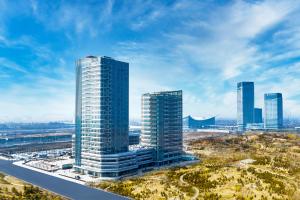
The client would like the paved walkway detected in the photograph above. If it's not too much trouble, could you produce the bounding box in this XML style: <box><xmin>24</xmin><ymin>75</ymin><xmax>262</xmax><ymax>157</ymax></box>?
<box><xmin>0</xmin><ymin>159</ymin><xmax>128</xmax><ymax>200</ymax></box>
<box><xmin>179</xmin><ymin>173</ymin><xmax>199</xmax><ymax>200</ymax></box>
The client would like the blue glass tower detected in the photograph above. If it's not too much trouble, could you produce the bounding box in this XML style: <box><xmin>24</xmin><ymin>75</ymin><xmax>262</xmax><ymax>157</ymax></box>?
<box><xmin>74</xmin><ymin>56</ymin><xmax>138</xmax><ymax>179</ymax></box>
<box><xmin>237</xmin><ymin>82</ymin><xmax>254</xmax><ymax>131</ymax></box>
<box><xmin>254</xmin><ymin>108</ymin><xmax>263</xmax><ymax>123</ymax></box>
<box><xmin>264</xmin><ymin>93</ymin><xmax>283</xmax><ymax>129</ymax></box>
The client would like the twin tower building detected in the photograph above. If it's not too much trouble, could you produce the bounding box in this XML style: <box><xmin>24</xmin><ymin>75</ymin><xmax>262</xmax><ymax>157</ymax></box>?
<box><xmin>74</xmin><ymin>56</ymin><xmax>183</xmax><ymax>179</ymax></box>
<box><xmin>237</xmin><ymin>82</ymin><xmax>283</xmax><ymax>131</ymax></box>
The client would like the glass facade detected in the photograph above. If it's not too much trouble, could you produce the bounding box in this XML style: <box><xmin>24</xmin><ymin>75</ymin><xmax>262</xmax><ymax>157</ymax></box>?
<box><xmin>74</xmin><ymin>56</ymin><xmax>183</xmax><ymax>179</ymax></box>
<box><xmin>129</xmin><ymin>132</ymin><xmax>140</xmax><ymax>145</ymax></box>
<box><xmin>264</xmin><ymin>93</ymin><xmax>283</xmax><ymax>129</ymax></box>
<box><xmin>237</xmin><ymin>82</ymin><xmax>254</xmax><ymax>131</ymax></box>
<box><xmin>141</xmin><ymin>90</ymin><xmax>183</xmax><ymax>166</ymax></box>
<box><xmin>254</xmin><ymin>108</ymin><xmax>263</xmax><ymax>123</ymax></box>
<box><xmin>74</xmin><ymin>56</ymin><xmax>136</xmax><ymax>178</ymax></box>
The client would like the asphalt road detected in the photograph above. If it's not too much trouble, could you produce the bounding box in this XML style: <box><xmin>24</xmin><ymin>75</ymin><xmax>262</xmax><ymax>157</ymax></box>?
<box><xmin>0</xmin><ymin>159</ymin><xmax>128</xmax><ymax>200</ymax></box>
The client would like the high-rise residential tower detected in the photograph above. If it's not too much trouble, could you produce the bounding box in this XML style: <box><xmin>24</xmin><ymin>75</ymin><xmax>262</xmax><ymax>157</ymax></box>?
<box><xmin>237</xmin><ymin>82</ymin><xmax>254</xmax><ymax>131</ymax></box>
<box><xmin>141</xmin><ymin>90</ymin><xmax>183</xmax><ymax>166</ymax></box>
<box><xmin>254</xmin><ymin>108</ymin><xmax>263</xmax><ymax>123</ymax></box>
<box><xmin>74</xmin><ymin>56</ymin><xmax>137</xmax><ymax>179</ymax></box>
<box><xmin>264</xmin><ymin>93</ymin><xmax>283</xmax><ymax>129</ymax></box>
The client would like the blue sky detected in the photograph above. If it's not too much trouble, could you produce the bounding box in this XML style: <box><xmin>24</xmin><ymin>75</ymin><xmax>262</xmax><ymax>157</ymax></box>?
<box><xmin>0</xmin><ymin>0</ymin><xmax>300</xmax><ymax>122</ymax></box>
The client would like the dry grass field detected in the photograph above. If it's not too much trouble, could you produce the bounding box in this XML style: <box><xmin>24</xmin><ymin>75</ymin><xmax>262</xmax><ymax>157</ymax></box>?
<box><xmin>92</xmin><ymin>133</ymin><xmax>300</xmax><ymax>200</ymax></box>
<box><xmin>0</xmin><ymin>172</ymin><xmax>65</xmax><ymax>200</ymax></box>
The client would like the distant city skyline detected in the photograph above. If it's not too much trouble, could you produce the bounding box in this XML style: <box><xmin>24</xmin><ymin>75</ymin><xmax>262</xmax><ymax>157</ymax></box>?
<box><xmin>254</xmin><ymin>108</ymin><xmax>263</xmax><ymax>124</ymax></box>
<box><xmin>264</xmin><ymin>93</ymin><xmax>283</xmax><ymax>129</ymax></box>
<box><xmin>237</xmin><ymin>82</ymin><xmax>254</xmax><ymax>131</ymax></box>
<box><xmin>1</xmin><ymin>1</ymin><xmax>300</xmax><ymax>121</ymax></box>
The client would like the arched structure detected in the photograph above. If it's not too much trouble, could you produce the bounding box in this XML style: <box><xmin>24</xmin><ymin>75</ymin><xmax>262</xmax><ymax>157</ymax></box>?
<box><xmin>183</xmin><ymin>115</ymin><xmax>215</xmax><ymax>130</ymax></box>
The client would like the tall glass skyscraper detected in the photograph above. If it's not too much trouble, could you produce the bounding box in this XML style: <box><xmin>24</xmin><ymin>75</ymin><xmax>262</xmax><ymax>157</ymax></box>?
<box><xmin>254</xmin><ymin>108</ymin><xmax>263</xmax><ymax>123</ymax></box>
<box><xmin>74</xmin><ymin>56</ymin><xmax>137</xmax><ymax>179</ymax></box>
<box><xmin>264</xmin><ymin>93</ymin><xmax>283</xmax><ymax>129</ymax></box>
<box><xmin>141</xmin><ymin>90</ymin><xmax>183</xmax><ymax>166</ymax></box>
<box><xmin>237</xmin><ymin>82</ymin><xmax>254</xmax><ymax>131</ymax></box>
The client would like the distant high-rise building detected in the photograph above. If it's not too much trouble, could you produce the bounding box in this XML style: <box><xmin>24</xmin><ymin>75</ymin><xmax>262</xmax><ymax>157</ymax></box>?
<box><xmin>74</xmin><ymin>56</ymin><xmax>137</xmax><ymax>178</ymax></box>
<box><xmin>141</xmin><ymin>90</ymin><xmax>183</xmax><ymax>166</ymax></box>
<box><xmin>254</xmin><ymin>108</ymin><xmax>263</xmax><ymax>123</ymax></box>
<box><xmin>237</xmin><ymin>82</ymin><xmax>254</xmax><ymax>131</ymax></box>
<box><xmin>264</xmin><ymin>93</ymin><xmax>283</xmax><ymax>129</ymax></box>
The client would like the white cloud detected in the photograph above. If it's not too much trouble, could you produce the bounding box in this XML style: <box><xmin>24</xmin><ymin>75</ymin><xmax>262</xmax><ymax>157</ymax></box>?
<box><xmin>30</xmin><ymin>1</ymin><xmax>113</xmax><ymax>37</ymax></box>
<box><xmin>0</xmin><ymin>75</ymin><xmax>74</xmax><ymax>122</ymax></box>
<box><xmin>2</xmin><ymin>0</ymin><xmax>300</xmax><ymax>121</ymax></box>
<box><xmin>113</xmin><ymin>0</ymin><xmax>300</xmax><ymax>119</ymax></box>
<box><xmin>219</xmin><ymin>1</ymin><xmax>295</xmax><ymax>39</ymax></box>
<box><xmin>0</xmin><ymin>57</ymin><xmax>28</xmax><ymax>74</ymax></box>
<box><xmin>167</xmin><ymin>0</ymin><xmax>299</xmax><ymax>79</ymax></box>
<box><xmin>130</xmin><ymin>8</ymin><xmax>164</xmax><ymax>30</ymax></box>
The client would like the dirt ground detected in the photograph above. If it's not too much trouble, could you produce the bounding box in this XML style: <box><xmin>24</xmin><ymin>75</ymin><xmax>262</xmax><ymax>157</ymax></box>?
<box><xmin>93</xmin><ymin>132</ymin><xmax>300</xmax><ymax>200</ymax></box>
<box><xmin>0</xmin><ymin>172</ymin><xmax>65</xmax><ymax>200</ymax></box>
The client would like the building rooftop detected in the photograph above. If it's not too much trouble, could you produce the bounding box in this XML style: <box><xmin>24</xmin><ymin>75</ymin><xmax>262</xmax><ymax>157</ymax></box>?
<box><xmin>143</xmin><ymin>90</ymin><xmax>182</xmax><ymax>96</ymax></box>
<box><xmin>85</xmin><ymin>55</ymin><xmax>97</xmax><ymax>58</ymax></box>
<box><xmin>184</xmin><ymin>115</ymin><xmax>215</xmax><ymax>121</ymax></box>
<box><xmin>264</xmin><ymin>93</ymin><xmax>282</xmax><ymax>97</ymax></box>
